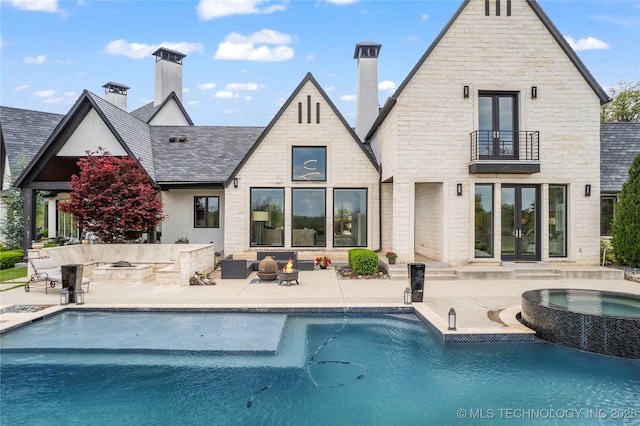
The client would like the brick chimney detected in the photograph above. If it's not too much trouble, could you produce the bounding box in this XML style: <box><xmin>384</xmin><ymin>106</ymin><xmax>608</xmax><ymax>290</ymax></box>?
<box><xmin>152</xmin><ymin>47</ymin><xmax>186</xmax><ymax>106</ymax></box>
<box><xmin>353</xmin><ymin>42</ymin><xmax>381</xmax><ymax>140</ymax></box>
<box><xmin>102</xmin><ymin>82</ymin><xmax>129</xmax><ymax>110</ymax></box>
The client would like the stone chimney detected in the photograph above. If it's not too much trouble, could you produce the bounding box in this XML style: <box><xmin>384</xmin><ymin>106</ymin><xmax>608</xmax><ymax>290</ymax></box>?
<box><xmin>353</xmin><ymin>42</ymin><xmax>381</xmax><ymax>140</ymax></box>
<box><xmin>102</xmin><ymin>82</ymin><xmax>129</xmax><ymax>110</ymax></box>
<box><xmin>152</xmin><ymin>47</ymin><xmax>186</xmax><ymax>106</ymax></box>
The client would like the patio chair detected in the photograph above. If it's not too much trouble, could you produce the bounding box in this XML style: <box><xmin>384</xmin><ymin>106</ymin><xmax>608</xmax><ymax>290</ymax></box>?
<box><xmin>26</xmin><ymin>256</ymin><xmax>90</xmax><ymax>293</ymax></box>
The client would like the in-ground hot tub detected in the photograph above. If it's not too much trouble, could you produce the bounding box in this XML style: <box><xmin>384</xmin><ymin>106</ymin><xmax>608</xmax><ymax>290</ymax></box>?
<box><xmin>521</xmin><ymin>289</ymin><xmax>640</xmax><ymax>359</ymax></box>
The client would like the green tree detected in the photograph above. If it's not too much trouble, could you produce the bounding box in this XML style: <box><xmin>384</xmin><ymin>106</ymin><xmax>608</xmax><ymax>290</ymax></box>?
<box><xmin>601</xmin><ymin>81</ymin><xmax>640</xmax><ymax>122</ymax></box>
<box><xmin>1</xmin><ymin>187</ymin><xmax>24</xmax><ymax>249</ymax></box>
<box><xmin>611</xmin><ymin>152</ymin><xmax>640</xmax><ymax>266</ymax></box>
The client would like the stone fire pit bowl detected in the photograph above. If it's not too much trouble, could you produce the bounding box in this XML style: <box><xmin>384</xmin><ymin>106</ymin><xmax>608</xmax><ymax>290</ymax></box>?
<box><xmin>278</xmin><ymin>270</ymin><xmax>299</xmax><ymax>286</ymax></box>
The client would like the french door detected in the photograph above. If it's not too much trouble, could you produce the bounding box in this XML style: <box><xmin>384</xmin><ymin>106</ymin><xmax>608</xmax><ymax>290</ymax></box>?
<box><xmin>501</xmin><ymin>185</ymin><xmax>540</xmax><ymax>261</ymax></box>
<box><xmin>478</xmin><ymin>93</ymin><xmax>518</xmax><ymax>159</ymax></box>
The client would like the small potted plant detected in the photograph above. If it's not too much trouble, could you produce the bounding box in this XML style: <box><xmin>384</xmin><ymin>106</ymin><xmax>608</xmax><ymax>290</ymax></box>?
<box><xmin>385</xmin><ymin>251</ymin><xmax>398</xmax><ymax>264</ymax></box>
<box><xmin>315</xmin><ymin>255</ymin><xmax>332</xmax><ymax>269</ymax></box>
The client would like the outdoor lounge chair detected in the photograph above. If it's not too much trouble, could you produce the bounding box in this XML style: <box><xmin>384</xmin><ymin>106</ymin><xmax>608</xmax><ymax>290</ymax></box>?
<box><xmin>26</xmin><ymin>256</ymin><xmax>91</xmax><ymax>293</ymax></box>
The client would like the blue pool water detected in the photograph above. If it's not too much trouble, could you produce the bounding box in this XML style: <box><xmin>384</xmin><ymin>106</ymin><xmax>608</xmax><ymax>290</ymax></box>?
<box><xmin>1</xmin><ymin>312</ymin><xmax>639</xmax><ymax>425</ymax></box>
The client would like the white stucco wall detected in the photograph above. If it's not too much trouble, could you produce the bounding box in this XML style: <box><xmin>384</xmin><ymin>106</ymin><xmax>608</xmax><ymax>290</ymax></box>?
<box><xmin>160</xmin><ymin>189</ymin><xmax>225</xmax><ymax>249</ymax></box>
<box><xmin>224</xmin><ymin>78</ymin><xmax>380</xmax><ymax>255</ymax></box>
<box><xmin>148</xmin><ymin>99</ymin><xmax>191</xmax><ymax>126</ymax></box>
<box><xmin>57</xmin><ymin>109</ymin><xmax>127</xmax><ymax>156</ymax></box>
<box><xmin>375</xmin><ymin>0</ymin><xmax>602</xmax><ymax>265</ymax></box>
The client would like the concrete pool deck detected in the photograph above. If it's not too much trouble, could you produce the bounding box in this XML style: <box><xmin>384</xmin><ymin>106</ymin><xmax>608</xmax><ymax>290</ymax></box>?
<box><xmin>1</xmin><ymin>265</ymin><xmax>639</xmax><ymax>340</ymax></box>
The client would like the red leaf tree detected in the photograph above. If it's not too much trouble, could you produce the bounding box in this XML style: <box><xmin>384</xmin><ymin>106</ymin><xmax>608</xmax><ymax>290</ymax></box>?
<box><xmin>58</xmin><ymin>148</ymin><xmax>165</xmax><ymax>243</ymax></box>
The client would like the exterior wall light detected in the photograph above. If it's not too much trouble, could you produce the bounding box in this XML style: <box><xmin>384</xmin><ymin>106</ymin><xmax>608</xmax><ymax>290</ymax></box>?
<box><xmin>531</xmin><ymin>86</ymin><xmax>537</xmax><ymax>99</ymax></box>
<box><xmin>457</xmin><ymin>183</ymin><xmax>463</xmax><ymax>196</ymax></box>
<box><xmin>233</xmin><ymin>177</ymin><xmax>239</xmax><ymax>188</ymax></box>
<box><xmin>463</xmin><ymin>85</ymin><xmax>470</xmax><ymax>99</ymax></box>
<box><xmin>585</xmin><ymin>184</ymin><xmax>591</xmax><ymax>197</ymax></box>
<box><xmin>448</xmin><ymin>308</ymin><xmax>457</xmax><ymax>330</ymax></box>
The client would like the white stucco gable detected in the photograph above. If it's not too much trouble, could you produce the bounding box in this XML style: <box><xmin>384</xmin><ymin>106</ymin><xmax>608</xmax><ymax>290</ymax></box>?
<box><xmin>148</xmin><ymin>97</ymin><xmax>191</xmax><ymax>126</ymax></box>
<box><xmin>57</xmin><ymin>108</ymin><xmax>127</xmax><ymax>156</ymax></box>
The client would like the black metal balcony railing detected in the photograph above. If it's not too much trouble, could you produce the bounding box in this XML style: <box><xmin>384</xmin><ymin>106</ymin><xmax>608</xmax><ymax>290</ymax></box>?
<box><xmin>470</xmin><ymin>130</ymin><xmax>539</xmax><ymax>162</ymax></box>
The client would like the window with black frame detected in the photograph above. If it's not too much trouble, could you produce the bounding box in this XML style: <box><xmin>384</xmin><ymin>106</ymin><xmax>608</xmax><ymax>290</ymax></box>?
<box><xmin>474</xmin><ymin>184</ymin><xmax>493</xmax><ymax>257</ymax></box>
<box><xmin>600</xmin><ymin>195</ymin><xmax>616</xmax><ymax>237</ymax></box>
<box><xmin>251</xmin><ymin>188</ymin><xmax>284</xmax><ymax>247</ymax></box>
<box><xmin>194</xmin><ymin>196</ymin><xmax>219</xmax><ymax>228</ymax></box>
<box><xmin>292</xmin><ymin>146</ymin><xmax>326</xmax><ymax>181</ymax></box>
<box><xmin>292</xmin><ymin>188</ymin><xmax>325</xmax><ymax>247</ymax></box>
<box><xmin>333</xmin><ymin>189</ymin><xmax>367</xmax><ymax>247</ymax></box>
<box><xmin>549</xmin><ymin>185</ymin><xmax>567</xmax><ymax>257</ymax></box>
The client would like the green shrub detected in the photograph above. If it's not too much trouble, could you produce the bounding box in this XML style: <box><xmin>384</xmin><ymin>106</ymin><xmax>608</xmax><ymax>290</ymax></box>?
<box><xmin>611</xmin><ymin>152</ymin><xmax>640</xmax><ymax>267</ymax></box>
<box><xmin>600</xmin><ymin>239</ymin><xmax>616</xmax><ymax>265</ymax></box>
<box><xmin>348</xmin><ymin>248</ymin><xmax>379</xmax><ymax>275</ymax></box>
<box><xmin>0</xmin><ymin>250</ymin><xmax>25</xmax><ymax>270</ymax></box>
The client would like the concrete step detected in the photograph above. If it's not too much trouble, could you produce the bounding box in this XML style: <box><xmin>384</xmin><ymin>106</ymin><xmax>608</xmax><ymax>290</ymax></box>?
<box><xmin>515</xmin><ymin>272</ymin><xmax>563</xmax><ymax>280</ymax></box>
<box><xmin>456</xmin><ymin>268</ymin><xmax>514</xmax><ymax>280</ymax></box>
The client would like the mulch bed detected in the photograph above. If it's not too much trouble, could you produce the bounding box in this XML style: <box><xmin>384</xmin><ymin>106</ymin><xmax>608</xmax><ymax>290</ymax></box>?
<box><xmin>335</xmin><ymin>265</ymin><xmax>390</xmax><ymax>280</ymax></box>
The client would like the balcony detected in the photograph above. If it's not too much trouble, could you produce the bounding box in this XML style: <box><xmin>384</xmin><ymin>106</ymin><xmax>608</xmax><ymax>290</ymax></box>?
<box><xmin>469</xmin><ymin>130</ymin><xmax>540</xmax><ymax>174</ymax></box>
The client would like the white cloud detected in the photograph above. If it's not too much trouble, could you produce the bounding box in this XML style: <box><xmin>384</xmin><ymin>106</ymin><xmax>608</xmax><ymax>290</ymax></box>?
<box><xmin>326</xmin><ymin>0</ymin><xmax>359</xmax><ymax>4</ymax></box>
<box><xmin>187</xmin><ymin>100</ymin><xmax>200</xmax><ymax>105</ymax></box>
<box><xmin>34</xmin><ymin>89</ymin><xmax>56</xmax><ymax>97</ymax></box>
<box><xmin>306</xmin><ymin>53</ymin><xmax>315</xmax><ymax>61</ymax></box>
<box><xmin>0</xmin><ymin>35</ymin><xmax>4</xmax><ymax>50</ymax></box>
<box><xmin>214</xmin><ymin>29</ymin><xmax>294</xmax><ymax>62</ymax></box>
<box><xmin>378</xmin><ymin>80</ymin><xmax>396</xmax><ymax>92</ymax></box>
<box><xmin>198</xmin><ymin>83</ymin><xmax>217</xmax><ymax>90</ymax></box>
<box><xmin>340</xmin><ymin>94</ymin><xmax>357</xmax><ymax>102</ymax></box>
<box><xmin>244</xmin><ymin>96</ymin><xmax>253</xmax><ymax>101</ymax></box>
<box><xmin>215</xmin><ymin>91</ymin><xmax>238</xmax><ymax>98</ymax></box>
<box><xmin>564</xmin><ymin>35</ymin><xmax>610</xmax><ymax>51</ymax></box>
<box><xmin>183</xmin><ymin>88</ymin><xmax>190</xmax><ymax>93</ymax></box>
<box><xmin>14</xmin><ymin>85</ymin><xmax>29</xmax><ymax>91</ymax></box>
<box><xmin>196</xmin><ymin>0</ymin><xmax>286</xmax><ymax>20</ymax></box>
<box><xmin>224</xmin><ymin>82</ymin><xmax>263</xmax><ymax>91</ymax></box>
<box><xmin>421</xmin><ymin>14</ymin><xmax>429</xmax><ymax>21</ymax></box>
<box><xmin>102</xmin><ymin>39</ymin><xmax>204</xmax><ymax>59</ymax></box>
<box><xmin>7</xmin><ymin>0</ymin><xmax>58</xmax><ymax>13</ymax></box>
<box><xmin>24</xmin><ymin>55</ymin><xmax>46</xmax><ymax>64</ymax></box>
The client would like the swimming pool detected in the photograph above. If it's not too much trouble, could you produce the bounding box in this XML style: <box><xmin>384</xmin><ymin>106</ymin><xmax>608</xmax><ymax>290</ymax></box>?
<box><xmin>2</xmin><ymin>311</ymin><xmax>639</xmax><ymax>425</ymax></box>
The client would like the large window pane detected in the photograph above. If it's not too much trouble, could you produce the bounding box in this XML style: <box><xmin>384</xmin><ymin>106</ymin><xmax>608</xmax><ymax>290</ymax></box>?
<box><xmin>194</xmin><ymin>196</ymin><xmax>219</xmax><ymax>228</ymax></box>
<box><xmin>600</xmin><ymin>196</ymin><xmax>616</xmax><ymax>236</ymax></box>
<box><xmin>474</xmin><ymin>184</ymin><xmax>493</xmax><ymax>257</ymax></box>
<box><xmin>292</xmin><ymin>189</ymin><xmax>325</xmax><ymax>247</ymax></box>
<box><xmin>292</xmin><ymin>147</ymin><xmax>326</xmax><ymax>181</ymax></box>
<box><xmin>549</xmin><ymin>185</ymin><xmax>567</xmax><ymax>257</ymax></box>
<box><xmin>334</xmin><ymin>189</ymin><xmax>367</xmax><ymax>247</ymax></box>
<box><xmin>251</xmin><ymin>188</ymin><xmax>284</xmax><ymax>247</ymax></box>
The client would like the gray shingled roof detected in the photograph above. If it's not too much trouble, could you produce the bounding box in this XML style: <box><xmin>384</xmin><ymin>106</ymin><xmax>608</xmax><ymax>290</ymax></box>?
<box><xmin>601</xmin><ymin>122</ymin><xmax>640</xmax><ymax>193</ymax></box>
<box><xmin>0</xmin><ymin>106</ymin><xmax>63</xmax><ymax>184</ymax></box>
<box><xmin>130</xmin><ymin>102</ymin><xmax>158</xmax><ymax>123</ymax></box>
<box><xmin>150</xmin><ymin>126</ymin><xmax>264</xmax><ymax>183</ymax></box>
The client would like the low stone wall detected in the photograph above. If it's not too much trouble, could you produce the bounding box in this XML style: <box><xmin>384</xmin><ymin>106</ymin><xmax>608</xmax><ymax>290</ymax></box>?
<box><xmin>27</xmin><ymin>244</ymin><xmax>215</xmax><ymax>286</ymax></box>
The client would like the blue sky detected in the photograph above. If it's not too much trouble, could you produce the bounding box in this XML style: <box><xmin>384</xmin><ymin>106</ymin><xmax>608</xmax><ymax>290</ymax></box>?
<box><xmin>1</xmin><ymin>0</ymin><xmax>639</xmax><ymax>127</ymax></box>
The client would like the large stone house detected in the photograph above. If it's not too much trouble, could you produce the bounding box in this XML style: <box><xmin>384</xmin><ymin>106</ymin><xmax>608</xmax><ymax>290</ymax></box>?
<box><xmin>3</xmin><ymin>0</ymin><xmax>634</xmax><ymax>266</ymax></box>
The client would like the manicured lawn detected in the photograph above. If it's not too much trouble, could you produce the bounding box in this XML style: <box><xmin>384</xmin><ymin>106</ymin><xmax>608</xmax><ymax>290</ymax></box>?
<box><xmin>0</xmin><ymin>266</ymin><xmax>27</xmax><ymax>287</ymax></box>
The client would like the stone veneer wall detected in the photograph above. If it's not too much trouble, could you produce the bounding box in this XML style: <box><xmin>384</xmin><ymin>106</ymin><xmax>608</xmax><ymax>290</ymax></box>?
<box><xmin>374</xmin><ymin>0</ymin><xmax>602</xmax><ymax>265</ymax></box>
<box><xmin>27</xmin><ymin>244</ymin><xmax>215</xmax><ymax>286</ymax></box>
<box><xmin>224</xmin><ymin>79</ymin><xmax>380</xmax><ymax>255</ymax></box>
